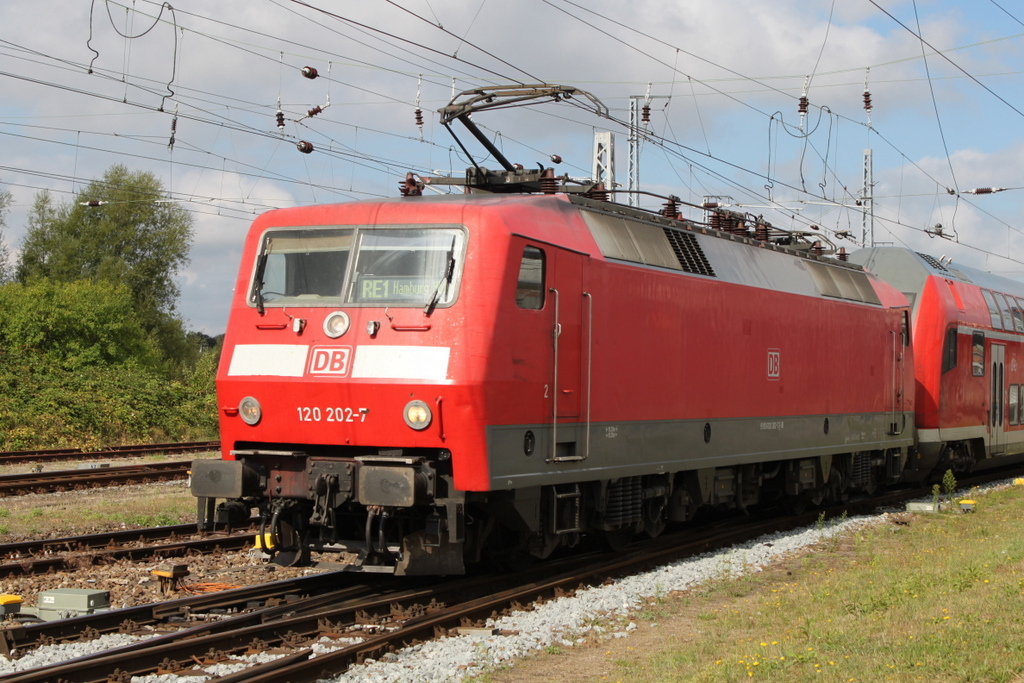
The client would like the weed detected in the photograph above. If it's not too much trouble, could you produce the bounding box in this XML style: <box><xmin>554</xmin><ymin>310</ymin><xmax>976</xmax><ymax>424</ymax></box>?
<box><xmin>943</xmin><ymin>469</ymin><xmax>958</xmax><ymax>508</ymax></box>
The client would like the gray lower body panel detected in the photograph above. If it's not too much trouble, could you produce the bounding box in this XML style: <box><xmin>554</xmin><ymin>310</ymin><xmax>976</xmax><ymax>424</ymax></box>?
<box><xmin>487</xmin><ymin>412</ymin><xmax>913</xmax><ymax>489</ymax></box>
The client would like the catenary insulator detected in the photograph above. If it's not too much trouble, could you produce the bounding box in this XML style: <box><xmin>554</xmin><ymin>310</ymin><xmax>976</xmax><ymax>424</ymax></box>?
<box><xmin>709</xmin><ymin>211</ymin><xmax>723</xmax><ymax>231</ymax></box>
<box><xmin>661</xmin><ymin>197</ymin><xmax>679</xmax><ymax>219</ymax></box>
<box><xmin>276</xmin><ymin>110</ymin><xmax>285</xmax><ymax>131</ymax></box>
<box><xmin>550</xmin><ymin>154</ymin><xmax>562</xmax><ymax>164</ymax></box>
<box><xmin>296</xmin><ymin>140</ymin><xmax>314</xmax><ymax>154</ymax></box>
<box><xmin>301</xmin><ymin>66</ymin><xmax>319</xmax><ymax>79</ymax></box>
<box><xmin>399</xmin><ymin>172</ymin><xmax>424</xmax><ymax>197</ymax></box>
<box><xmin>307</xmin><ymin>105</ymin><xmax>323</xmax><ymax>118</ymax></box>
<box><xmin>540</xmin><ymin>168</ymin><xmax>558</xmax><ymax>194</ymax></box>
<box><xmin>414</xmin><ymin>108</ymin><xmax>423</xmax><ymax>127</ymax></box>
<box><xmin>798</xmin><ymin>95</ymin><xmax>809</xmax><ymax>115</ymax></box>
<box><xmin>642</xmin><ymin>104</ymin><xmax>651</xmax><ymax>123</ymax></box>
<box><xmin>586</xmin><ymin>182</ymin><xmax>609</xmax><ymax>202</ymax></box>
<box><xmin>727</xmin><ymin>217</ymin><xmax>746</xmax><ymax>235</ymax></box>
<box><xmin>863</xmin><ymin>91</ymin><xmax>872</xmax><ymax>111</ymax></box>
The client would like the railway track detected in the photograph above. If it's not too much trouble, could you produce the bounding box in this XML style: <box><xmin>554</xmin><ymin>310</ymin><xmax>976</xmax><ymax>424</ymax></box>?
<box><xmin>4</xmin><ymin>466</ymin><xmax>1021</xmax><ymax>682</ymax></box>
<box><xmin>0</xmin><ymin>461</ymin><xmax>192</xmax><ymax>497</ymax></box>
<box><xmin>0</xmin><ymin>511</ymin><xmax>811</xmax><ymax>682</ymax></box>
<box><xmin>0</xmin><ymin>441</ymin><xmax>219</xmax><ymax>466</ymax></box>
<box><xmin>0</xmin><ymin>520</ymin><xmax>258</xmax><ymax>579</ymax></box>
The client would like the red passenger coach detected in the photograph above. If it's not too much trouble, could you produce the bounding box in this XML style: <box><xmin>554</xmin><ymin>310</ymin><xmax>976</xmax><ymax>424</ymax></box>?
<box><xmin>191</xmin><ymin>188</ymin><xmax>915</xmax><ymax>575</ymax></box>
<box><xmin>852</xmin><ymin>248</ymin><xmax>1024</xmax><ymax>478</ymax></box>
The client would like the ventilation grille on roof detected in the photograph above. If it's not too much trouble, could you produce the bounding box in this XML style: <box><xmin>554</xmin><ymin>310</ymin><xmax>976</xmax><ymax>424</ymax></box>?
<box><xmin>581</xmin><ymin>210</ymin><xmax>715</xmax><ymax>277</ymax></box>
<box><xmin>917</xmin><ymin>252</ymin><xmax>949</xmax><ymax>272</ymax></box>
<box><xmin>663</xmin><ymin>228</ymin><xmax>716</xmax><ymax>277</ymax></box>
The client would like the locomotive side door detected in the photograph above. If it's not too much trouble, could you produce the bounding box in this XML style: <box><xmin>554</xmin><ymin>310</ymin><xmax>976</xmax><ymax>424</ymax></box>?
<box><xmin>888</xmin><ymin>311</ymin><xmax>909</xmax><ymax>434</ymax></box>
<box><xmin>991</xmin><ymin>344</ymin><xmax>1006</xmax><ymax>454</ymax></box>
<box><xmin>550</xmin><ymin>248</ymin><xmax>584</xmax><ymax>419</ymax></box>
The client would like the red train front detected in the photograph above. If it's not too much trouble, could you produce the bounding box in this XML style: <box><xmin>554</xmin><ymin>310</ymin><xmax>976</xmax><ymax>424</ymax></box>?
<box><xmin>191</xmin><ymin>188</ymin><xmax>916</xmax><ymax>575</ymax></box>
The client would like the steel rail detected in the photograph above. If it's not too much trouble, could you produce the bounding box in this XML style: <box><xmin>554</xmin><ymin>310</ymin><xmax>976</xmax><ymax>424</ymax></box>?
<box><xmin>0</xmin><ymin>529</ymin><xmax>256</xmax><ymax>580</ymax></box>
<box><xmin>0</xmin><ymin>520</ymin><xmax>254</xmax><ymax>561</ymax></box>
<box><xmin>0</xmin><ymin>441</ymin><xmax>220</xmax><ymax>465</ymax></box>
<box><xmin>0</xmin><ymin>461</ymin><xmax>191</xmax><ymax>497</ymax></box>
<box><xmin>0</xmin><ymin>571</ymin><xmax>375</xmax><ymax>658</ymax></box>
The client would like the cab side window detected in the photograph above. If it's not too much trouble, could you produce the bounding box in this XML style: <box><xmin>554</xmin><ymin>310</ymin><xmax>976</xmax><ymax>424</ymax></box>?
<box><xmin>516</xmin><ymin>246</ymin><xmax>546</xmax><ymax>310</ymax></box>
<box><xmin>941</xmin><ymin>327</ymin><xmax>957</xmax><ymax>373</ymax></box>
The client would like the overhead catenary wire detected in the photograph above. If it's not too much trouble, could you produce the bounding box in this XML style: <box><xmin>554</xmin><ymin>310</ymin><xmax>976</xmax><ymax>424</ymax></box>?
<box><xmin>1</xmin><ymin>0</ymin><xmax>1021</xmax><ymax>276</ymax></box>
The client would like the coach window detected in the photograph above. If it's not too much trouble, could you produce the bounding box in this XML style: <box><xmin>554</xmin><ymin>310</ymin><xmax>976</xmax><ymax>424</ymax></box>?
<box><xmin>997</xmin><ymin>293</ymin><xmax>1014</xmax><ymax>330</ymax></box>
<box><xmin>941</xmin><ymin>327</ymin><xmax>958</xmax><ymax>373</ymax></box>
<box><xmin>982</xmin><ymin>290</ymin><xmax>1003</xmax><ymax>329</ymax></box>
<box><xmin>1013</xmin><ymin>297</ymin><xmax>1024</xmax><ymax>332</ymax></box>
<box><xmin>1011</xmin><ymin>384</ymin><xmax>1020</xmax><ymax>426</ymax></box>
<box><xmin>972</xmin><ymin>332</ymin><xmax>986</xmax><ymax>377</ymax></box>
<box><xmin>516</xmin><ymin>246</ymin><xmax>545</xmax><ymax>309</ymax></box>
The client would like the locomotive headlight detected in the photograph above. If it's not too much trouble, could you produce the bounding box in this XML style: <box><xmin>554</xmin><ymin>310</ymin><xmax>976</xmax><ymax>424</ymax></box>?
<box><xmin>238</xmin><ymin>396</ymin><xmax>262</xmax><ymax>426</ymax></box>
<box><xmin>323</xmin><ymin>310</ymin><xmax>351</xmax><ymax>338</ymax></box>
<box><xmin>403</xmin><ymin>400</ymin><xmax>432</xmax><ymax>430</ymax></box>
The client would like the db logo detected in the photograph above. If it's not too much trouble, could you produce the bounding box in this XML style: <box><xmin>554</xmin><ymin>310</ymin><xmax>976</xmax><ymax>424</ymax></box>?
<box><xmin>308</xmin><ymin>346</ymin><xmax>352</xmax><ymax>376</ymax></box>
<box><xmin>767</xmin><ymin>349</ymin><xmax>781</xmax><ymax>380</ymax></box>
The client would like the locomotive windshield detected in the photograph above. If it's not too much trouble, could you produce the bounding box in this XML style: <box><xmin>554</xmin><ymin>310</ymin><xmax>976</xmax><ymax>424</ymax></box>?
<box><xmin>251</xmin><ymin>226</ymin><xmax>464</xmax><ymax>308</ymax></box>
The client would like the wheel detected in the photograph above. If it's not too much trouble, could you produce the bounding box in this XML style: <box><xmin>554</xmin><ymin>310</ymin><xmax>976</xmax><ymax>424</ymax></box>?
<box><xmin>270</xmin><ymin>510</ymin><xmax>311</xmax><ymax>567</ymax></box>
<box><xmin>642</xmin><ymin>497</ymin><xmax>667</xmax><ymax>538</ymax></box>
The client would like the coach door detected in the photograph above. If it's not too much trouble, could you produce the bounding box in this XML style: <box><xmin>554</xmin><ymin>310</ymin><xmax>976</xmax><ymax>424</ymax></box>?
<box><xmin>991</xmin><ymin>344</ymin><xmax>1006</xmax><ymax>454</ymax></box>
<box><xmin>548</xmin><ymin>247</ymin><xmax>589</xmax><ymax>461</ymax></box>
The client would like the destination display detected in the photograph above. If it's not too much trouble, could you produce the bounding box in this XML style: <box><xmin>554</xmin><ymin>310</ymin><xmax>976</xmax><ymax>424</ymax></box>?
<box><xmin>356</xmin><ymin>275</ymin><xmax>433</xmax><ymax>302</ymax></box>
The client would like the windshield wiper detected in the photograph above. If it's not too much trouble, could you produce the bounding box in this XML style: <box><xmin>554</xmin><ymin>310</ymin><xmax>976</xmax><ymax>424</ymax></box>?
<box><xmin>424</xmin><ymin>236</ymin><xmax>457</xmax><ymax>316</ymax></box>
<box><xmin>252</xmin><ymin>240</ymin><xmax>270</xmax><ymax>315</ymax></box>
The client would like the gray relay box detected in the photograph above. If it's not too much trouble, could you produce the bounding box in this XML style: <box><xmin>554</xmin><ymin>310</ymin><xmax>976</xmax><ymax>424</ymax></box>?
<box><xmin>35</xmin><ymin>589</ymin><xmax>110</xmax><ymax>620</ymax></box>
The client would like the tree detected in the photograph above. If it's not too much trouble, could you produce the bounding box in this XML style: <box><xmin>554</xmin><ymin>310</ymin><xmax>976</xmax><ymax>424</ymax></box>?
<box><xmin>0</xmin><ymin>278</ymin><xmax>161</xmax><ymax>370</ymax></box>
<box><xmin>0</xmin><ymin>189</ymin><xmax>12</xmax><ymax>284</ymax></box>
<box><xmin>17</xmin><ymin>166</ymin><xmax>194</xmax><ymax>363</ymax></box>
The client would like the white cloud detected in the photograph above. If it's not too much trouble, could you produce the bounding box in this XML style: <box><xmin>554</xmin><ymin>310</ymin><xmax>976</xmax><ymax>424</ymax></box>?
<box><xmin>3</xmin><ymin>0</ymin><xmax>1024</xmax><ymax>331</ymax></box>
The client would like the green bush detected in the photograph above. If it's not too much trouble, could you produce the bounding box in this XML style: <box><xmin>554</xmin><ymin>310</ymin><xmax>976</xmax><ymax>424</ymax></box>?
<box><xmin>0</xmin><ymin>279</ymin><xmax>219</xmax><ymax>448</ymax></box>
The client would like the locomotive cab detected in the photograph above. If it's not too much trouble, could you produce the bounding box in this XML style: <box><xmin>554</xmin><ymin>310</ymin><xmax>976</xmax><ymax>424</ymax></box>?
<box><xmin>193</xmin><ymin>212</ymin><xmax>480</xmax><ymax>574</ymax></box>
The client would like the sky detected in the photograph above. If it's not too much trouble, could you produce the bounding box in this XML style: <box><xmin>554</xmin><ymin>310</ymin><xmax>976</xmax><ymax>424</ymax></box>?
<box><xmin>2</xmin><ymin>0</ymin><xmax>1024</xmax><ymax>334</ymax></box>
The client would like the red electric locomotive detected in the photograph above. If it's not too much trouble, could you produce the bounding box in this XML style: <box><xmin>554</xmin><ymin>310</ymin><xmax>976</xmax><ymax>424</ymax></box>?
<box><xmin>191</xmin><ymin>86</ymin><xmax>917</xmax><ymax>574</ymax></box>
<box><xmin>851</xmin><ymin>247</ymin><xmax>1024</xmax><ymax>477</ymax></box>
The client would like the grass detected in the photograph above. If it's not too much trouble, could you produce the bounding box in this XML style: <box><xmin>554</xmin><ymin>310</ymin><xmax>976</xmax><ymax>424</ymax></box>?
<box><xmin>475</xmin><ymin>484</ymin><xmax>1024</xmax><ymax>683</ymax></box>
<box><xmin>0</xmin><ymin>484</ymin><xmax>197</xmax><ymax>539</ymax></box>
<box><xmin>601</xmin><ymin>484</ymin><xmax>1024</xmax><ymax>682</ymax></box>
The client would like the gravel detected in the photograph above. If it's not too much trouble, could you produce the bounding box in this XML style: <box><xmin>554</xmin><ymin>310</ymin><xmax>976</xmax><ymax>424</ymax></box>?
<box><xmin>324</xmin><ymin>511</ymin><xmax>887</xmax><ymax>682</ymax></box>
<box><xmin>2</xmin><ymin>480</ymin><xmax>1011</xmax><ymax>682</ymax></box>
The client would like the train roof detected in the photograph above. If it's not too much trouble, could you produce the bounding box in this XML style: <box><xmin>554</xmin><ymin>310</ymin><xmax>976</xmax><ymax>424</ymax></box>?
<box><xmin>850</xmin><ymin>247</ymin><xmax>1024</xmax><ymax>303</ymax></box>
<box><xmin>252</xmin><ymin>193</ymin><xmax>907</xmax><ymax>309</ymax></box>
